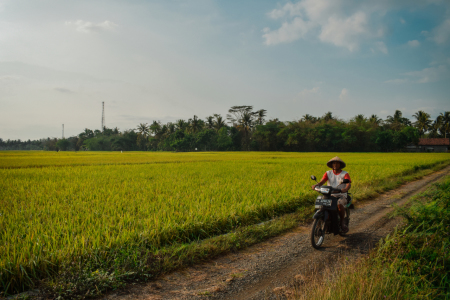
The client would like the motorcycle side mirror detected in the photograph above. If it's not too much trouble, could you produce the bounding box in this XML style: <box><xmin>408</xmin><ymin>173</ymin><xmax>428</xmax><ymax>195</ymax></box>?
<box><xmin>342</xmin><ymin>179</ymin><xmax>350</xmax><ymax>184</ymax></box>
<box><xmin>310</xmin><ymin>175</ymin><xmax>317</xmax><ymax>181</ymax></box>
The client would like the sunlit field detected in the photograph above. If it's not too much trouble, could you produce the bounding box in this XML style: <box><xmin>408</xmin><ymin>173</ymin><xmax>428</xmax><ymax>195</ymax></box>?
<box><xmin>1</xmin><ymin>151</ymin><xmax>449</xmax><ymax>293</ymax></box>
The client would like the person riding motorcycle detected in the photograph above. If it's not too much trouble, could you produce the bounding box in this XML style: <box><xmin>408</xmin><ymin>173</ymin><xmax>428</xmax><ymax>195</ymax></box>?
<box><xmin>311</xmin><ymin>156</ymin><xmax>351</xmax><ymax>233</ymax></box>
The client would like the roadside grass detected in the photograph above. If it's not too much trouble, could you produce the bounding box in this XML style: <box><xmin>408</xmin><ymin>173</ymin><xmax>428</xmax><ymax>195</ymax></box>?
<box><xmin>1</xmin><ymin>156</ymin><xmax>449</xmax><ymax>298</ymax></box>
<box><xmin>291</xmin><ymin>174</ymin><xmax>450</xmax><ymax>300</ymax></box>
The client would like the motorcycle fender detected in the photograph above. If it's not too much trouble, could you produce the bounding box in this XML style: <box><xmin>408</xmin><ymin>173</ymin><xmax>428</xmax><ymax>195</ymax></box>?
<box><xmin>313</xmin><ymin>210</ymin><xmax>324</xmax><ymax>219</ymax></box>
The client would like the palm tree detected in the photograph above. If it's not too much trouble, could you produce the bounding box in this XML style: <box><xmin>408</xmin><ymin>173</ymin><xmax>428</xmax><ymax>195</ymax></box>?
<box><xmin>428</xmin><ymin>118</ymin><xmax>442</xmax><ymax>138</ymax></box>
<box><xmin>386</xmin><ymin>110</ymin><xmax>411</xmax><ymax>130</ymax></box>
<box><xmin>167</xmin><ymin>122</ymin><xmax>176</xmax><ymax>134</ymax></box>
<box><xmin>176</xmin><ymin>119</ymin><xmax>187</xmax><ymax>131</ymax></box>
<box><xmin>439</xmin><ymin>111</ymin><xmax>450</xmax><ymax>138</ymax></box>
<box><xmin>256</xmin><ymin>109</ymin><xmax>267</xmax><ymax>125</ymax></box>
<box><xmin>412</xmin><ymin>110</ymin><xmax>432</xmax><ymax>137</ymax></box>
<box><xmin>227</xmin><ymin>106</ymin><xmax>258</xmax><ymax>150</ymax></box>
<box><xmin>79</xmin><ymin>128</ymin><xmax>94</xmax><ymax>139</ymax></box>
<box><xmin>322</xmin><ymin>111</ymin><xmax>334</xmax><ymax>122</ymax></box>
<box><xmin>442</xmin><ymin>123</ymin><xmax>450</xmax><ymax>139</ymax></box>
<box><xmin>353</xmin><ymin>114</ymin><xmax>366</xmax><ymax>125</ymax></box>
<box><xmin>136</xmin><ymin>123</ymin><xmax>150</xmax><ymax>150</ymax></box>
<box><xmin>189</xmin><ymin>115</ymin><xmax>203</xmax><ymax>133</ymax></box>
<box><xmin>301</xmin><ymin>114</ymin><xmax>317</xmax><ymax>123</ymax></box>
<box><xmin>149</xmin><ymin>121</ymin><xmax>162</xmax><ymax>136</ymax></box>
<box><xmin>205</xmin><ymin>116</ymin><xmax>214</xmax><ymax>129</ymax></box>
<box><xmin>214</xmin><ymin>114</ymin><xmax>226</xmax><ymax>131</ymax></box>
<box><xmin>386</xmin><ymin>110</ymin><xmax>403</xmax><ymax>124</ymax></box>
<box><xmin>136</xmin><ymin>123</ymin><xmax>150</xmax><ymax>136</ymax></box>
<box><xmin>369</xmin><ymin>114</ymin><xmax>382</xmax><ymax>126</ymax></box>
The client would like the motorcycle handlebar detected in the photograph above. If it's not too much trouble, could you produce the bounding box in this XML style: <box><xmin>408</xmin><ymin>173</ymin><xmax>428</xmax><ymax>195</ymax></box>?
<box><xmin>314</xmin><ymin>186</ymin><xmax>343</xmax><ymax>194</ymax></box>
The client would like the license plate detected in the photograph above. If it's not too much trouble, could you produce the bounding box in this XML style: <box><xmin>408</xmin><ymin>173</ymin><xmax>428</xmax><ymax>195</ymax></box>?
<box><xmin>315</xmin><ymin>199</ymin><xmax>332</xmax><ymax>207</ymax></box>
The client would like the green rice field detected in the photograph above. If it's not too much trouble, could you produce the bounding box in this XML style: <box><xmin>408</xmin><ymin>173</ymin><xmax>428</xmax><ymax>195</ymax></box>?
<box><xmin>1</xmin><ymin>151</ymin><xmax>449</xmax><ymax>294</ymax></box>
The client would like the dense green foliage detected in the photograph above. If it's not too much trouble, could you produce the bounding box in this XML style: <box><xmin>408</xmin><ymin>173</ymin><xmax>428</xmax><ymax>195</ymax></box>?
<box><xmin>1</xmin><ymin>109</ymin><xmax>449</xmax><ymax>152</ymax></box>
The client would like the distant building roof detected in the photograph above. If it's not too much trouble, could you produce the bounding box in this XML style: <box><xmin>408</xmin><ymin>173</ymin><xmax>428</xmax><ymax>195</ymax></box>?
<box><xmin>418</xmin><ymin>138</ymin><xmax>450</xmax><ymax>146</ymax></box>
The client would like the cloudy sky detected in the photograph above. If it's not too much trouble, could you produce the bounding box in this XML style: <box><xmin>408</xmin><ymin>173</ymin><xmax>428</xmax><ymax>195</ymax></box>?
<box><xmin>1</xmin><ymin>0</ymin><xmax>449</xmax><ymax>140</ymax></box>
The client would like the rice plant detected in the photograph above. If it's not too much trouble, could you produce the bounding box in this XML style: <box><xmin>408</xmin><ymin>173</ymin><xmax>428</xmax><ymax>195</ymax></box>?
<box><xmin>0</xmin><ymin>151</ymin><xmax>449</xmax><ymax>293</ymax></box>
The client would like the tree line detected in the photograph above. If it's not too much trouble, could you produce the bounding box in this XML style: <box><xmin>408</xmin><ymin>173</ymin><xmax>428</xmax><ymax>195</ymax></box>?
<box><xmin>1</xmin><ymin>107</ymin><xmax>449</xmax><ymax>152</ymax></box>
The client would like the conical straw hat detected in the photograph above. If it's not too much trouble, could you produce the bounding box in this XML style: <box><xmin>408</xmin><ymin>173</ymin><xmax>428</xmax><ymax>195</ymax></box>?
<box><xmin>327</xmin><ymin>156</ymin><xmax>346</xmax><ymax>169</ymax></box>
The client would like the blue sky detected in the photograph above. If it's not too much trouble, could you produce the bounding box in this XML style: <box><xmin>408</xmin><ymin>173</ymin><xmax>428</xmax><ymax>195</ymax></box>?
<box><xmin>0</xmin><ymin>0</ymin><xmax>449</xmax><ymax>140</ymax></box>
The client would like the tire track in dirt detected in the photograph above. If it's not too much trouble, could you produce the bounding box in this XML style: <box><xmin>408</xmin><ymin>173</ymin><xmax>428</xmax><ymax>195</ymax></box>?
<box><xmin>104</xmin><ymin>165</ymin><xmax>450</xmax><ymax>300</ymax></box>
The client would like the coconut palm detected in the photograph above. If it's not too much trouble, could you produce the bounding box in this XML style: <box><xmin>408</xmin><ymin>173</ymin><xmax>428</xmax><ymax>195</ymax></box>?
<box><xmin>412</xmin><ymin>110</ymin><xmax>432</xmax><ymax>137</ymax></box>
<box><xmin>205</xmin><ymin>116</ymin><xmax>214</xmax><ymax>129</ymax></box>
<box><xmin>439</xmin><ymin>111</ymin><xmax>450</xmax><ymax>138</ymax></box>
<box><xmin>149</xmin><ymin>121</ymin><xmax>162</xmax><ymax>136</ymax></box>
<box><xmin>386</xmin><ymin>110</ymin><xmax>403</xmax><ymax>124</ymax></box>
<box><xmin>214</xmin><ymin>114</ymin><xmax>226</xmax><ymax>131</ymax></box>
<box><xmin>176</xmin><ymin>119</ymin><xmax>187</xmax><ymax>131</ymax></box>
<box><xmin>167</xmin><ymin>122</ymin><xmax>176</xmax><ymax>134</ymax></box>
<box><xmin>256</xmin><ymin>109</ymin><xmax>267</xmax><ymax>125</ymax></box>
<box><xmin>136</xmin><ymin>123</ymin><xmax>150</xmax><ymax>150</ymax></box>
<box><xmin>386</xmin><ymin>110</ymin><xmax>411</xmax><ymax>129</ymax></box>
<box><xmin>301</xmin><ymin>114</ymin><xmax>317</xmax><ymax>123</ymax></box>
<box><xmin>322</xmin><ymin>111</ymin><xmax>334</xmax><ymax>122</ymax></box>
<box><xmin>136</xmin><ymin>123</ymin><xmax>150</xmax><ymax>136</ymax></box>
<box><xmin>227</xmin><ymin>106</ymin><xmax>258</xmax><ymax>150</ymax></box>
<box><xmin>442</xmin><ymin>123</ymin><xmax>450</xmax><ymax>138</ymax></box>
<box><xmin>428</xmin><ymin>118</ymin><xmax>442</xmax><ymax>138</ymax></box>
<box><xmin>189</xmin><ymin>115</ymin><xmax>203</xmax><ymax>133</ymax></box>
<box><xmin>353</xmin><ymin>114</ymin><xmax>366</xmax><ymax>126</ymax></box>
<box><xmin>369</xmin><ymin>114</ymin><xmax>382</xmax><ymax>126</ymax></box>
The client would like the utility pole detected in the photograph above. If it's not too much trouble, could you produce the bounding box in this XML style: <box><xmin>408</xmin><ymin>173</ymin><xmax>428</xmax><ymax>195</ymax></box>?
<box><xmin>62</xmin><ymin>124</ymin><xmax>64</xmax><ymax>139</ymax></box>
<box><xmin>101</xmin><ymin>102</ymin><xmax>105</xmax><ymax>131</ymax></box>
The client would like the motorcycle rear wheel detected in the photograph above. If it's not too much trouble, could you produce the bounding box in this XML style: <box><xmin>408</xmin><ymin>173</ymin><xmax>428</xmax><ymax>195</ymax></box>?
<box><xmin>311</xmin><ymin>218</ymin><xmax>326</xmax><ymax>249</ymax></box>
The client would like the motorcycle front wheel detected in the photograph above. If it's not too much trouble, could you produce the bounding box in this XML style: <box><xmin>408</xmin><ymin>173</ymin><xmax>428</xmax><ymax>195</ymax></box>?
<box><xmin>311</xmin><ymin>218</ymin><xmax>326</xmax><ymax>249</ymax></box>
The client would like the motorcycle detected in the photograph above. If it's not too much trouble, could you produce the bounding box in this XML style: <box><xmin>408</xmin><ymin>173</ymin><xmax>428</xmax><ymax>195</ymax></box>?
<box><xmin>309</xmin><ymin>175</ymin><xmax>352</xmax><ymax>249</ymax></box>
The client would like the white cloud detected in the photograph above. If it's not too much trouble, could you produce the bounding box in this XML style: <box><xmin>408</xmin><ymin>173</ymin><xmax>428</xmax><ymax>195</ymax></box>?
<box><xmin>263</xmin><ymin>0</ymin><xmax>450</xmax><ymax>51</ymax></box>
<box><xmin>263</xmin><ymin>0</ymin><xmax>381</xmax><ymax>51</ymax></box>
<box><xmin>263</xmin><ymin>17</ymin><xmax>311</xmax><ymax>45</ymax></box>
<box><xmin>319</xmin><ymin>12</ymin><xmax>369</xmax><ymax>52</ymax></box>
<box><xmin>375</xmin><ymin>41</ymin><xmax>388</xmax><ymax>54</ymax></box>
<box><xmin>65</xmin><ymin>20</ymin><xmax>118</xmax><ymax>33</ymax></box>
<box><xmin>431</xmin><ymin>18</ymin><xmax>450</xmax><ymax>44</ymax></box>
<box><xmin>267</xmin><ymin>2</ymin><xmax>303</xmax><ymax>19</ymax></box>
<box><xmin>339</xmin><ymin>88</ymin><xmax>348</xmax><ymax>101</ymax></box>
<box><xmin>384</xmin><ymin>78</ymin><xmax>408</xmax><ymax>84</ymax></box>
<box><xmin>299</xmin><ymin>86</ymin><xmax>320</xmax><ymax>96</ymax></box>
<box><xmin>407</xmin><ymin>40</ymin><xmax>420</xmax><ymax>47</ymax></box>
<box><xmin>404</xmin><ymin>65</ymin><xmax>448</xmax><ymax>83</ymax></box>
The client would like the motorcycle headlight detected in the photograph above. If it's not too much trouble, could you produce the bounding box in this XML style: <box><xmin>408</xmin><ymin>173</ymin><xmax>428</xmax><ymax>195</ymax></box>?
<box><xmin>320</xmin><ymin>187</ymin><xmax>330</xmax><ymax>193</ymax></box>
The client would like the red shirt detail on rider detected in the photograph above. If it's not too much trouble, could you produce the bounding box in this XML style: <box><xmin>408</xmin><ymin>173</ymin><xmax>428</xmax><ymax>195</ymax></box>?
<box><xmin>321</xmin><ymin>171</ymin><xmax>351</xmax><ymax>183</ymax></box>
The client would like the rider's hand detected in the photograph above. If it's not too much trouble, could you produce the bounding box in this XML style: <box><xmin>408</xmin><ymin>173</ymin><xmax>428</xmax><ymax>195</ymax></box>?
<box><xmin>311</xmin><ymin>184</ymin><xmax>317</xmax><ymax>190</ymax></box>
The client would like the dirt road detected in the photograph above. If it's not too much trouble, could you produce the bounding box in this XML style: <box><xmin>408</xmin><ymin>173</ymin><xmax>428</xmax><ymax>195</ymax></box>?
<box><xmin>104</xmin><ymin>165</ymin><xmax>450</xmax><ymax>300</ymax></box>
